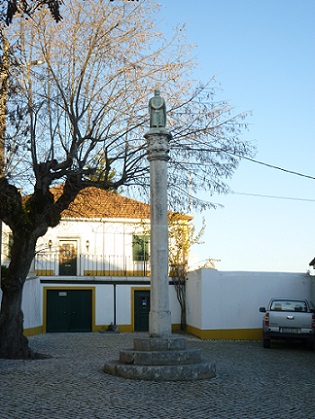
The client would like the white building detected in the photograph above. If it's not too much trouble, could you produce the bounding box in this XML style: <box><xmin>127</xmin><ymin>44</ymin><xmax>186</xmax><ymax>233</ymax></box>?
<box><xmin>2</xmin><ymin>186</ymin><xmax>313</xmax><ymax>339</ymax></box>
<box><xmin>1</xmin><ymin>186</ymin><xmax>191</xmax><ymax>334</ymax></box>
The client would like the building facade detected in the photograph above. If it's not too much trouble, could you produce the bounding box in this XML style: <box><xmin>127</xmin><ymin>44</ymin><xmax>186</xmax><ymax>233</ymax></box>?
<box><xmin>1</xmin><ymin>186</ymin><xmax>190</xmax><ymax>335</ymax></box>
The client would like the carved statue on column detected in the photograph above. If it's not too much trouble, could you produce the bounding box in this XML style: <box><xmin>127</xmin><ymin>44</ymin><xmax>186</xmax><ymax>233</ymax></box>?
<box><xmin>148</xmin><ymin>89</ymin><xmax>166</xmax><ymax>129</ymax></box>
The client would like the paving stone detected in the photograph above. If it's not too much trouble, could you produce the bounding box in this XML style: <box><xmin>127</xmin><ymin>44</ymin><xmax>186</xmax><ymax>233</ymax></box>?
<box><xmin>0</xmin><ymin>333</ymin><xmax>315</xmax><ymax>418</ymax></box>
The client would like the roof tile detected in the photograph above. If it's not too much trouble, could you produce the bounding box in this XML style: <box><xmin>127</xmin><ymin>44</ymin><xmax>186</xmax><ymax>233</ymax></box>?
<box><xmin>50</xmin><ymin>186</ymin><xmax>191</xmax><ymax>221</ymax></box>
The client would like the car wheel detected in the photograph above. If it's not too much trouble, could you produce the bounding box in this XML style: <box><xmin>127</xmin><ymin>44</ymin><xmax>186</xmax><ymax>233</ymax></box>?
<box><xmin>306</xmin><ymin>340</ymin><xmax>315</xmax><ymax>351</ymax></box>
<box><xmin>263</xmin><ymin>338</ymin><xmax>271</xmax><ymax>348</ymax></box>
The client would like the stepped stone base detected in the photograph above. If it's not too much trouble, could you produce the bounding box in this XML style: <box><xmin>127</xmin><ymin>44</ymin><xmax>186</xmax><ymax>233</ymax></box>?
<box><xmin>103</xmin><ymin>336</ymin><xmax>216</xmax><ymax>381</ymax></box>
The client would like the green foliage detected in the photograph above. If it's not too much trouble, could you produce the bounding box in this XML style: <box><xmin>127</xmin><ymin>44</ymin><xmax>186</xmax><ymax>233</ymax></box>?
<box><xmin>168</xmin><ymin>214</ymin><xmax>205</xmax><ymax>275</ymax></box>
<box><xmin>132</xmin><ymin>234</ymin><xmax>149</xmax><ymax>262</ymax></box>
<box><xmin>168</xmin><ymin>215</ymin><xmax>206</xmax><ymax>330</ymax></box>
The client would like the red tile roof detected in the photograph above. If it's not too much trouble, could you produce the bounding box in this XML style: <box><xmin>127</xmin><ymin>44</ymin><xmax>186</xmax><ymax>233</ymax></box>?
<box><xmin>50</xmin><ymin>185</ymin><xmax>192</xmax><ymax>221</ymax></box>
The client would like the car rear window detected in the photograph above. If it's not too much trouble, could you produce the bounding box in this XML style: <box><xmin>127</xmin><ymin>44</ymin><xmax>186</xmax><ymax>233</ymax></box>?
<box><xmin>270</xmin><ymin>300</ymin><xmax>307</xmax><ymax>312</ymax></box>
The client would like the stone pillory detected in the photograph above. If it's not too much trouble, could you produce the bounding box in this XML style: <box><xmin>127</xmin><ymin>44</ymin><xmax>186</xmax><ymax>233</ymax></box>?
<box><xmin>103</xmin><ymin>90</ymin><xmax>216</xmax><ymax>380</ymax></box>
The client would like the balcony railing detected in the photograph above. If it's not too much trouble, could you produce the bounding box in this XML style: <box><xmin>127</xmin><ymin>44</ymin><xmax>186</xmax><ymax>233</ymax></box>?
<box><xmin>34</xmin><ymin>252</ymin><xmax>151</xmax><ymax>277</ymax></box>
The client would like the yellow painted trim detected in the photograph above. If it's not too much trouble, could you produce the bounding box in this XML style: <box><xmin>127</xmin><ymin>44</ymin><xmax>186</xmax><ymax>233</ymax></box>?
<box><xmin>171</xmin><ymin>324</ymin><xmax>181</xmax><ymax>332</ymax></box>
<box><xmin>92</xmin><ymin>324</ymin><xmax>133</xmax><ymax>333</ymax></box>
<box><xmin>186</xmin><ymin>325</ymin><xmax>263</xmax><ymax>340</ymax></box>
<box><xmin>94</xmin><ymin>325</ymin><xmax>104</xmax><ymax>333</ymax></box>
<box><xmin>43</xmin><ymin>286</ymin><xmax>96</xmax><ymax>333</ymax></box>
<box><xmin>84</xmin><ymin>270</ymin><xmax>150</xmax><ymax>277</ymax></box>
<box><xmin>24</xmin><ymin>325</ymin><xmax>43</xmax><ymax>337</ymax></box>
<box><xmin>117</xmin><ymin>325</ymin><xmax>133</xmax><ymax>333</ymax></box>
<box><xmin>131</xmin><ymin>286</ymin><xmax>151</xmax><ymax>332</ymax></box>
<box><xmin>36</xmin><ymin>270</ymin><xmax>54</xmax><ymax>276</ymax></box>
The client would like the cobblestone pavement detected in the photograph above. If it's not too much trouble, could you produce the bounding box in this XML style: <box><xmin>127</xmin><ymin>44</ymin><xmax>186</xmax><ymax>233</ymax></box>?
<box><xmin>1</xmin><ymin>332</ymin><xmax>315</xmax><ymax>418</ymax></box>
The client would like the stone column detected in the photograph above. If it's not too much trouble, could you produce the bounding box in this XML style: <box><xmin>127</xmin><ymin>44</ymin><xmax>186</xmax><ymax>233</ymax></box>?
<box><xmin>103</xmin><ymin>92</ymin><xmax>216</xmax><ymax>382</ymax></box>
<box><xmin>145</xmin><ymin>129</ymin><xmax>172</xmax><ymax>337</ymax></box>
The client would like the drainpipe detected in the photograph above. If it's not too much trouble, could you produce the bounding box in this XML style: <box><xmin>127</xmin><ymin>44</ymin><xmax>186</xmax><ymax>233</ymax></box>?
<box><xmin>113</xmin><ymin>283</ymin><xmax>117</xmax><ymax>325</ymax></box>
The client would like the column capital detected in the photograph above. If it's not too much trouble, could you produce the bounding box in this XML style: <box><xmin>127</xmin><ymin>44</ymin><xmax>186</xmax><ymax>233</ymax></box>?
<box><xmin>145</xmin><ymin>130</ymin><xmax>172</xmax><ymax>162</ymax></box>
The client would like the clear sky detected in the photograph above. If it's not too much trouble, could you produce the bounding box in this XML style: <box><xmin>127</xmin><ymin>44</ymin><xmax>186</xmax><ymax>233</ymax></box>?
<box><xmin>156</xmin><ymin>0</ymin><xmax>315</xmax><ymax>272</ymax></box>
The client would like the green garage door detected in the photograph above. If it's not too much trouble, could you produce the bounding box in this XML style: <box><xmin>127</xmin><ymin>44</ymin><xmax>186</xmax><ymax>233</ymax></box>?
<box><xmin>46</xmin><ymin>289</ymin><xmax>92</xmax><ymax>332</ymax></box>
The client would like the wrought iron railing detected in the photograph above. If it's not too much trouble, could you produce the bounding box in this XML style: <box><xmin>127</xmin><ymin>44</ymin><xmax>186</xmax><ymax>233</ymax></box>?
<box><xmin>34</xmin><ymin>252</ymin><xmax>151</xmax><ymax>277</ymax></box>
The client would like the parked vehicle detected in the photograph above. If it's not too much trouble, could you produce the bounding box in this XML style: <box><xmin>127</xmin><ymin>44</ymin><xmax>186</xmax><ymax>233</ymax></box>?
<box><xmin>259</xmin><ymin>298</ymin><xmax>315</xmax><ymax>349</ymax></box>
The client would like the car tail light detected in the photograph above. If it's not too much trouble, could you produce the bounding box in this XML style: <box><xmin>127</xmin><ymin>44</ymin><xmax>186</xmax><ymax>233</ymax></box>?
<box><xmin>312</xmin><ymin>314</ymin><xmax>315</xmax><ymax>329</ymax></box>
<box><xmin>264</xmin><ymin>312</ymin><xmax>269</xmax><ymax>327</ymax></box>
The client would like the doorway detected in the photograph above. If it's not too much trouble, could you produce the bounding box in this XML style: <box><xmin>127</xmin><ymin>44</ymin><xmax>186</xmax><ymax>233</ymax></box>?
<box><xmin>46</xmin><ymin>289</ymin><xmax>92</xmax><ymax>332</ymax></box>
<box><xmin>134</xmin><ymin>290</ymin><xmax>150</xmax><ymax>332</ymax></box>
<box><xmin>59</xmin><ymin>240</ymin><xmax>77</xmax><ymax>276</ymax></box>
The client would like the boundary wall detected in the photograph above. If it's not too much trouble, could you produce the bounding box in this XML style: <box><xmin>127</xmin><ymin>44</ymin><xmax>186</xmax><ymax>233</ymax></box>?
<box><xmin>10</xmin><ymin>277</ymin><xmax>181</xmax><ymax>336</ymax></box>
<box><xmin>186</xmin><ymin>269</ymin><xmax>314</xmax><ymax>340</ymax></box>
<box><xmin>1</xmin><ymin>269</ymin><xmax>314</xmax><ymax>340</ymax></box>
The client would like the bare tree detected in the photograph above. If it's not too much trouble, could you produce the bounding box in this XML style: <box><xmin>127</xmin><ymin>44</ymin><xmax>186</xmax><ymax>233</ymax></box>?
<box><xmin>0</xmin><ymin>0</ymin><xmax>63</xmax><ymax>25</ymax></box>
<box><xmin>169</xmin><ymin>214</ymin><xmax>206</xmax><ymax>331</ymax></box>
<box><xmin>0</xmin><ymin>0</ymin><xmax>254</xmax><ymax>358</ymax></box>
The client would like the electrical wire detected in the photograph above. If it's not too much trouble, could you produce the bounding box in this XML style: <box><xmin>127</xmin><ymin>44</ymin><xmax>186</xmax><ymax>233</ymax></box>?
<box><xmin>232</xmin><ymin>191</ymin><xmax>315</xmax><ymax>202</ymax></box>
<box><xmin>178</xmin><ymin>152</ymin><xmax>315</xmax><ymax>202</ymax></box>
<box><xmin>233</xmin><ymin>155</ymin><xmax>315</xmax><ymax>180</ymax></box>
<box><xmin>178</xmin><ymin>153</ymin><xmax>315</xmax><ymax>181</ymax></box>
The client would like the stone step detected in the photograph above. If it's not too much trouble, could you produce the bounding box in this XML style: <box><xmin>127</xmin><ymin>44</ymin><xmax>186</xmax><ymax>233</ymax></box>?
<box><xmin>103</xmin><ymin>336</ymin><xmax>216</xmax><ymax>381</ymax></box>
<box><xmin>103</xmin><ymin>359</ymin><xmax>216</xmax><ymax>381</ymax></box>
<box><xmin>133</xmin><ymin>337</ymin><xmax>186</xmax><ymax>351</ymax></box>
<box><xmin>119</xmin><ymin>348</ymin><xmax>202</xmax><ymax>366</ymax></box>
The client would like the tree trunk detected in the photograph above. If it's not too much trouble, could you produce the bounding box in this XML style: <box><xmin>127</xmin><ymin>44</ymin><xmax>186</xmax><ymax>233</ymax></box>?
<box><xmin>0</xmin><ymin>282</ymin><xmax>30</xmax><ymax>358</ymax></box>
<box><xmin>180</xmin><ymin>299</ymin><xmax>186</xmax><ymax>332</ymax></box>
<box><xmin>0</xmin><ymin>233</ymin><xmax>36</xmax><ymax>359</ymax></box>
<box><xmin>173</xmin><ymin>276</ymin><xmax>187</xmax><ymax>331</ymax></box>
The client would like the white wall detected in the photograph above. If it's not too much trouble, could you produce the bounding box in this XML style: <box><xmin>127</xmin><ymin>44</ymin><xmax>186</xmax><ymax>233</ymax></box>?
<box><xmin>311</xmin><ymin>275</ymin><xmax>315</xmax><ymax>302</ymax></box>
<box><xmin>3</xmin><ymin>268</ymin><xmax>311</xmax><ymax>337</ymax></box>
<box><xmin>0</xmin><ymin>277</ymin><xmax>42</xmax><ymax>330</ymax></box>
<box><xmin>187</xmin><ymin>269</ymin><xmax>312</xmax><ymax>331</ymax></box>
<box><xmin>169</xmin><ymin>285</ymin><xmax>181</xmax><ymax>325</ymax></box>
<box><xmin>186</xmin><ymin>270</ymin><xmax>202</xmax><ymax>329</ymax></box>
<box><xmin>35</xmin><ymin>277</ymin><xmax>181</xmax><ymax>331</ymax></box>
<box><xmin>0</xmin><ymin>278</ymin><xmax>42</xmax><ymax>330</ymax></box>
<box><xmin>94</xmin><ymin>284</ymin><xmax>114</xmax><ymax>325</ymax></box>
<box><xmin>37</xmin><ymin>218</ymin><xmax>148</xmax><ymax>256</ymax></box>
<box><xmin>116</xmin><ymin>284</ymin><xmax>133</xmax><ymax>325</ymax></box>
<box><xmin>22</xmin><ymin>277</ymin><xmax>43</xmax><ymax>329</ymax></box>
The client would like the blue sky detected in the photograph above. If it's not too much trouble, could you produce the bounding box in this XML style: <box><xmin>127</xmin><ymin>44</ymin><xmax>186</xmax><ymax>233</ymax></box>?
<box><xmin>156</xmin><ymin>0</ymin><xmax>315</xmax><ymax>272</ymax></box>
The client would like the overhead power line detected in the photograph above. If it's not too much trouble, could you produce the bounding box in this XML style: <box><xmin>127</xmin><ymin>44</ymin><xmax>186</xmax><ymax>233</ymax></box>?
<box><xmin>232</xmin><ymin>191</ymin><xmax>315</xmax><ymax>202</ymax></box>
<box><xmin>178</xmin><ymin>150</ymin><xmax>315</xmax><ymax>180</ymax></box>
<box><xmin>234</xmin><ymin>155</ymin><xmax>315</xmax><ymax>180</ymax></box>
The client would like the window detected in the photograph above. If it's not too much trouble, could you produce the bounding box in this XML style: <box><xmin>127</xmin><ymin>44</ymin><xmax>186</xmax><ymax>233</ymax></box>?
<box><xmin>270</xmin><ymin>300</ymin><xmax>307</xmax><ymax>312</ymax></box>
<box><xmin>133</xmin><ymin>235</ymin><xmax>149</xmax><ymax>262</ymax></box>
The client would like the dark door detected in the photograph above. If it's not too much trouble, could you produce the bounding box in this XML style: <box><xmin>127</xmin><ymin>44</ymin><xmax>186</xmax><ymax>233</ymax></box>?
<box><xmin>46</xmin><ymin>289</ymin><xmax>92</xmax><ymax>332</ymax></box>
<box><xmin>134</xmin><ymin>290</ymin><xmax>150</xmax><ymax>332</ymax></box>
<box><xmin>59</xmin><ymin>241</ymin><xmax>77</xmax><ymax>276</ymax></box>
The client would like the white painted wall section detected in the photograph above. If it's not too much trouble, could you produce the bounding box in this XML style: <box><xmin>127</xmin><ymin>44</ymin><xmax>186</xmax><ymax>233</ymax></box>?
<box><xmin>95</xmin><ymin>284</ymin><xmax>114</xmax><ymax>326</ymax></box>
<box><xmin>187</xmin><ymin>269</ymin><xmax>312</xmax><ymax>331</ymax></box>
<box><xmin>22</xmin><ymin>277</ymin><xmax>42</xmax><ymax>329</ymax></box>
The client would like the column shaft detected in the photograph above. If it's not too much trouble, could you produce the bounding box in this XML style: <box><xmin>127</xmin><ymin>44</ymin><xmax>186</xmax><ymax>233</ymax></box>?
<box><xmin>145</xmin><ymin>131</ymin><xmax>172</xmax><ymax>337</ymax></box>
